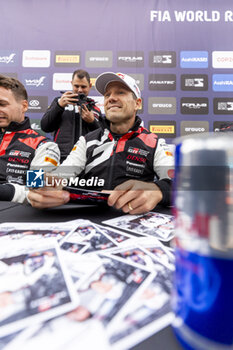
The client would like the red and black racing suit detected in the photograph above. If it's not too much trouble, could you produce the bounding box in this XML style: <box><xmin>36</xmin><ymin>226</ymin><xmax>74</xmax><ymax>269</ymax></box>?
<box><xmin>58</xmin><ymin>116</ymin><xmax>174</xmax><ymax>206</ymax></box>
<box><xmin>0</xmin><ymin>117</ymin><xmax>60</xmax><ymax>201</ymax></box>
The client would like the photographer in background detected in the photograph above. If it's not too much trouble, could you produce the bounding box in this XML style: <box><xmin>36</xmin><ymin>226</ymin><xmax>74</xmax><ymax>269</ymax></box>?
<box><xmin>41</xmin><ymin>69</ymin><xmax>102</xmax><ymax>162</ymax></box>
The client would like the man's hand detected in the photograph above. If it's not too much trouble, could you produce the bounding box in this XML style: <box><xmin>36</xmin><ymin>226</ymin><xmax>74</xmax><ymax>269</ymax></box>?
<box><xmin>28</xmin><ymin>188</ymin><xmax>70</xmax><ymax>208</ymax></box>
<box><xmin>80</xmin><ymin>104</ymin><xmax>95</xmax><ymax>123</ymax></box>
<box><xmin>27</xmin><ymin>173</ymin><xmax>70</xmax><ymax>208</ymax></box>
<box><xmin>58</xmin><ymin>91</ymin><xmax>78</xmax><ymax>108</ymax></box>
<box><xmin>107</xmin><ymin>180</ymin><xmax>163</xmax><ymax>215</ymax></box>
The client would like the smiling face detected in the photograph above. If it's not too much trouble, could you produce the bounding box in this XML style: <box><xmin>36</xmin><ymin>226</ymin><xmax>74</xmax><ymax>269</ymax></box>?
<box><xmin>104</xmin><ymin>82</ymin><xmax>141</xmax><ymax>134</ymax></box>
<box><xmin>0</xmin><ymin>87</ymin><xmax>28</xmax><ymax>131</ymax></box>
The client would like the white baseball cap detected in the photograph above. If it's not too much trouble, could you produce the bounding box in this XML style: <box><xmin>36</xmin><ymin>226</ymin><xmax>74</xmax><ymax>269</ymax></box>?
<box><xmin>95</xmin><ymin>72</ymin><xmax>141</xmax><ymax>99</ymax></box>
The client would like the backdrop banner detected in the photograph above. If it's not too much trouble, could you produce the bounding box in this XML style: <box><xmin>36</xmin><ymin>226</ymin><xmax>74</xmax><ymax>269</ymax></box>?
<box><xmin>1</xmin><ymin>0</ymin><xmax>233</xmax><ymax>140</ymax></box>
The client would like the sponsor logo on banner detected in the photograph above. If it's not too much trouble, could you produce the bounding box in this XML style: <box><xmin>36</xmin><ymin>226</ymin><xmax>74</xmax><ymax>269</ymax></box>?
<box><xmin>0</xmin><ymin>72</ymin><xmax>18</xmax><ymax>78</ymax></box>
<box><xmin>180</xmin><ymin>121</ymin><xmax>209</xmax><ymax>136</ymax></box>
<box><xmin>148</xmin><ymin>120</ymin><xmax>176</xmax><ymax>138</ymax></box>
<box><xmin>22</xmin><ymin>73</ymin><xmax>49</xmax><ymax>90</ymax></box>
<box><xmin>149</xmin><ymin>74</ymin><xmax>176</xmax><ymax>91</ymax></box>
<box><xmin>85</xmin><ymin>51</ymin><xmax>112</xmax><ymax>67</ymax></box>
<box><xmin>22</xmin><ymin>50</ymin><xmax>51</xmax><ymax>67</ymax></box>
<box><xmin>212</xmin><ymin>74</ymin><xmax>233</xmax><ymax>91</ymax></box>
<box><xmin>53</xmin><ymin>73</ymin><xmax>72</xmax><ymax>91</ymax></box>
<box><xmin>26</xmin><ymin>169</ymin><xmax>44</xmax><ymax>188</ymax></box>
<box><xmin>181</xmin><ymin>97</ymin><xmax>209</xmax><ymax>114</ymax></box>
<box><xmin>149</xmin><ymin>51</ymin><xmax>176</xmax><ymax>67</ymax></box>
<box><xmin>180</xmin><ymin>51</ymin><xmax>208</xmax><ymax>68</ymax></box>
<box><xmin>129</xmin><ymin>74</ymin><xmax>144</xmax><ymax>91</ymax></box>
<box><xmin>0</xmin><ymin>51</ymin><xmax>18</xmax><ymax>66</ymax></box>
<box><xmin>28</xmin><ymin>96</ymin><xmax>48</xmax><ymax>113</ymax></box>
<box><xmin>213</xmin><ymin>121</ymin><xmax>233</xmax><ymax>132</ymax></box>
<box><xmin>181</xmin><ymin>74</ymin><xmax>208</xmax><ymax>91</ymax></box>
<box><xmin>90</xmin><ymin>74</ymin><xmax>98</xmax><ymax>90</ymax></box>
<box><xmin>213</xmin><ymin>98</ymin><xmax>233</xmax><ymax>114</ymax></box>
<box><xmin>212</xmin><ymin>51</ymin><xmax>233</xmax><ymax>68</ymax></box>
<box><xmin>117</xmin><ymin>51</ymin><xmax>144</xmax><ymax>67</ymax></box>
<box><xmin>148</xmin><ymin>97</ymin><xmax>176</xmax><ymax>114</ymax></box>
<box><xmin>30</xmin><ymin>118</ymin><xmax>47</xmax><ymax>136</ymax></box>
<box><xmin>54</xmin><ymin>51</ymin><xmax>81</xmax><ymax>66</ymax></box>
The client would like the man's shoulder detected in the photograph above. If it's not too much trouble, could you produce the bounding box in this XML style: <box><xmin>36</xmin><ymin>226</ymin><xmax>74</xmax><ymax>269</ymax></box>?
<box><xmin>22</xmin><ymin>129</ymin><xmax>53</xmax><ymax>150</ymax></box>
<box><xmin>84</xmin><ymin>125</ymin><xmax>106</xmax><ymax>142</ymax></box>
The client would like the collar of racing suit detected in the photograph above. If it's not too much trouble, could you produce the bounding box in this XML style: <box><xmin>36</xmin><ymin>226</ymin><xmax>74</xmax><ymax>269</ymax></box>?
<box><xmin>100</xmin><ymin>115</ymin><xmax>142</xmax><ymax>135</ymax></box>
<box><xmin>4</xmin><ymin>116</ymin><xmax>31</xmax><ymax>132</ymax></box>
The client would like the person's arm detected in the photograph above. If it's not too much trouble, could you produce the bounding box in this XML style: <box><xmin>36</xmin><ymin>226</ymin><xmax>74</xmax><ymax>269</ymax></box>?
<box><xmin>30</xmin><ymin>141</ymin><xmax>60</xmax><ymax>171</ymax></box>
<box><xmin>54</xmin><ymin>135</ymin><xmax>87</xmax><ymax>178</ymax></box>
<box><xmin>40</xmin><ymin>97</ymin><xmax>65</xmax><ymax>132</ymax></box>
<box><xmin>28</xmin><ymin>137</ymin><xmax>87</xmax><ymax>208</ymax></box>
<box><xmin>0</xmin><ymin>141</ymin><xmax>61</xmax><ymax>204</ymax></box>
<box><xmin>0</xmin><ymin>183</ymin><xmax>17</xmax><ymax>201</ymax></box>
<box><xmin>0</xmin><ymin>183</ymin><xmax>29</xmax><ymax>203</ymax></box>
<box><xmin>153</xmin><ymin>138</ymin><xmax>174</xmax><ymax>207</ymax></box>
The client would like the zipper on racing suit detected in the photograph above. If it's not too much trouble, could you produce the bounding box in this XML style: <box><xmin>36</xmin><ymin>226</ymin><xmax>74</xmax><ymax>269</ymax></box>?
<box><xmin>106</xmin><ymin>137</ymin><xmax>119</xmax><ymax>190</ymax></box>
<box><xmin>0</xmin><ymin>130</ymin><xmax>4</xmax><ymax>144</ymax></box>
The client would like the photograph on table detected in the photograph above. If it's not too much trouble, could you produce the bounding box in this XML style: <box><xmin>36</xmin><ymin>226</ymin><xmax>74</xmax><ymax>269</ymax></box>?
<box><xmin>104</xmin><ymin>245</ymin><xmax>158</xmax><ymax>271</ymax></box>
<box><xmin>130</xmin><ymin>237</ymin><xmax>175</xmax><ymax>270</ymax></box>
<box><xmin>0</xmin><ymin>222</ymin><xmax>77</xmax><ymax>244</ymax></box>
<box><xmin>64</xmin><ymin>220</ymin><xmax>135</xmax><ymax>254</ymax></box>
<box><xmin>103</xmin><ymin>212</ymin><xmax>175</xmax><ymax>241</ymax></box>
<box><xmin>0</xmin><ymin>240</ymin><xmax>78</xmax><ymax>338</ymax></box>
<box><xmin>60</xmin><ymin>251</ymin><xmax>103</xmax><ymax>287</ymax></box>
<box><xmin>74</xmin><ymin>253</ymin><xmax>153</xmax><ymax>327</ymax></box>
<box><xmin>108</xmin><ymin>261</ymin><xmax>174</xmax><ymax>350</ymax></box>
<box><xmin>0</xmin><ymin>316</ymin><xmax>109</xmax><ymax>350</ymax></box>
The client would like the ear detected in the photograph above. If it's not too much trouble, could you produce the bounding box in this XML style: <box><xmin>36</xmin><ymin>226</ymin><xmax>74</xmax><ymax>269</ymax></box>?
<box><xmin>135</xmin><ymin>98</ymin><xmax>142</xmax><ymax>111</ymax></box>
<box><xmin>21</xmin><ymin>100</ymin><xmax>28</xmax><ymax>113</ymax></box>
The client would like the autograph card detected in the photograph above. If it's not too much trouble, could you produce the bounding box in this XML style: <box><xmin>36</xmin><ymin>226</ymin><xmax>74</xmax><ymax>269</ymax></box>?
<box><xmin>76</xmin><ymin>253</ymin><xmax>152</xmax><ymax>327</ymax></box>
<box><xmin>0</xmin><ymin>240</ymin><xmax>78</xmax><ymax>337</ymax></box>
<box><xmin>109</xmin><ymin>262</ymin><xmax>174</xmax><ymax>350</ymax></box>
<box><xmin>107</xmin><ymin>246</ymin><xmax>157</xmax><ymax>271</ymax></box>
<box><xmin>103</xmin><ymin>212</ymin><xmax>175</xmax><ymax>241</ymax></box>
<box><xmin>64</xmin><ymin>221</ymin><xmax>134</xmax><ymax>254</ymax></box>
<box><xmin>2</xmin><ymin>318</ymin><xmax>109</xmax><ymax>350</ymax></box>
<box><xmin>60</xmin><ymin>249</ymin><xmax>103</xmax><ymax>287</ymax></box>
<box><xmin>0</xmin><ymin>222</ymin><xmax>76</xmax><ymax>244</ymax></box>
<box><xmin>142</xmin><ymin>244</ymin><xmax>175</xmax><ymax>270</ymax></box>
<box><xmin>95</xmin><ymin>225</ymin><xmax>134</xmax><ymax>245</ymax></box>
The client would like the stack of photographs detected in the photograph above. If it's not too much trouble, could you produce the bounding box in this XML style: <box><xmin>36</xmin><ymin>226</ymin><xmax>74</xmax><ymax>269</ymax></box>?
<box><xmin>0</xmin><ymin>212</ymin><xmax>175</xmax><ymax>350</ymax></box>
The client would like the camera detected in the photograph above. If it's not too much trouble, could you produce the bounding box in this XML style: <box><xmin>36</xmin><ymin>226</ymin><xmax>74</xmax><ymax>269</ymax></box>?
<box><xmin>76</xmin><ymin>93</ymin><xmax>88</xmax><ymax>107</ymax></box>
<box><xmin>76</xmin><ymin>93</ymin><xmax>96</xmax><ymax>110</ymax></box>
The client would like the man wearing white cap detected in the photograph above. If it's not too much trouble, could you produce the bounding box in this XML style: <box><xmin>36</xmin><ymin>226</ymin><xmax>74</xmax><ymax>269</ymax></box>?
<box><xmin>28</xmin><ymin>72</ymin><xmax>174</xmax><ymax>214</ymax></box>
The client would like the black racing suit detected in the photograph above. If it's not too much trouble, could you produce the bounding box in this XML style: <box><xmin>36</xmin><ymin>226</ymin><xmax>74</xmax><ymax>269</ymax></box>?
<box><xmin>57</xmin><ymin>116</ymin><xmax>174</xmax><ymax>206</ymax></box>
<box><xmin>0</xmin><ymin>117</ymin><xmax>60</xmax><ymax>202</ymax></box>
<box><xmin>41</xmin><ymin>96</ymin><xmax>102</xmax><ymax>161</ymax></box>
